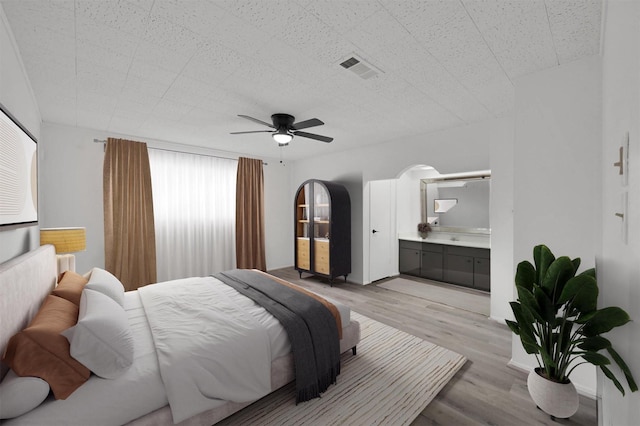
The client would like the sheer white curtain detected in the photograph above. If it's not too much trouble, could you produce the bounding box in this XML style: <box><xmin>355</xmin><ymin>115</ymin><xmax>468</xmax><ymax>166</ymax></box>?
<box><xmin>148</xmin><ymin>148</ymin><xmax>237</xmax><ymax>282</ymax></box>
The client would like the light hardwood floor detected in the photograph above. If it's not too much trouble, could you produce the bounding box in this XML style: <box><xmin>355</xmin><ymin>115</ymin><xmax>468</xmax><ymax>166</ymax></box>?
<box><xmin>268</xmin><ymin>268</ymin><xmax>597</xmax><ymax>426</ymax></box>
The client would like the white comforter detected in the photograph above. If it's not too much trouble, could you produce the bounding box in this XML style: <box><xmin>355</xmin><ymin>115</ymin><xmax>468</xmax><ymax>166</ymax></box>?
<box><xmin>5</xmin><ymin>278</ymin><xmax>293</xmax><ymax>426</ymax></box>
<box><xmin>137</xmin><ymin>277</ymin><xmax>275</xmax><ymax>424</ymax></box>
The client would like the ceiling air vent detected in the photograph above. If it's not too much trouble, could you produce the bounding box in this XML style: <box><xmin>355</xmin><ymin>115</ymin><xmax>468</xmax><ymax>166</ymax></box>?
<box><xmin>339</xmin><ymin>55</ymin><xmax>380</xmax><ymax>80</ymax></box>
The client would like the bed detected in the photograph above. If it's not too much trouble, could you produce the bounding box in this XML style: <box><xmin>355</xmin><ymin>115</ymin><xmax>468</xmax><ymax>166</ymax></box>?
<box><xmin>0</xmin><ymin>245</ymin><xmax>361</xmax><ymax>425</ymax></box>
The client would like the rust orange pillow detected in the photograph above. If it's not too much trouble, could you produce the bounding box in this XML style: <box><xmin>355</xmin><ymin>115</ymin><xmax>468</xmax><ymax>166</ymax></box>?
<box><xmin>2</xmin><ymin>295</ymin><xmax>90</xmax><ymax>399</ymax></box>
<box><xmin>52</xmin><ymin>270</ymin><xmax>88</xmax><ymax>306</ymax></box>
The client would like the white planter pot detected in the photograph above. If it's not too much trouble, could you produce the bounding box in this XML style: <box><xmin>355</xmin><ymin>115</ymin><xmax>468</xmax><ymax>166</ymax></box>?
<box><xmin>527</xmin><ymin>368</ymin><xmax>579</xmax><ymax>419</ymax></box>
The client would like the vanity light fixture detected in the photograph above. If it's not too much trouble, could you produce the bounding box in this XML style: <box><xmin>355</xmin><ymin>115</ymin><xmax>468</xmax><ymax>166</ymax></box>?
<box><xmin>436</xmin><ymin>181</ymin><xmax>467</xmax><ymax>188</ymax></box>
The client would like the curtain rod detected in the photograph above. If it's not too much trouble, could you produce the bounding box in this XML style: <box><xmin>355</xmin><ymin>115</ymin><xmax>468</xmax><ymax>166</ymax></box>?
<box><xmin>93</xmin><ymin>139</ymin><xmax>267</xmax><ymax>165</ymax></box>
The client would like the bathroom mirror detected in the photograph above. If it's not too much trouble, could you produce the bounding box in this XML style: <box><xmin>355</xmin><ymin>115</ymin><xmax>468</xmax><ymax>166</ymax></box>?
<box><xmin>421</xmin><ymin>171</ymin><xmax>491</xmax><ymax>233</ymax></box>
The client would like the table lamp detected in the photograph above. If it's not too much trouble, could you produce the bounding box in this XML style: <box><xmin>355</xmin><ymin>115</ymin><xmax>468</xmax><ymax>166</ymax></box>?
<box><xmin>40</xmin><ymin>227</ymin><xmax>86</xmax><ymax>274</ymax></box>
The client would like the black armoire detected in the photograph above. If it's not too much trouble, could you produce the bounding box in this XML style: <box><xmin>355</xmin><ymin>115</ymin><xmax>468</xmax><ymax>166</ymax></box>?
<box><xmin>294</xmin><ymin>179</ymin><xmax>350</xmax><ymax>284</ymax></box>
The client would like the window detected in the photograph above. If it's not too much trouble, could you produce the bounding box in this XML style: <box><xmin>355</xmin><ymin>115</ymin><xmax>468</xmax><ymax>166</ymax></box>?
<box><xmin>149</xmin><ymin>149</ymin><xmax>237</xmax><ymax>281</ymax></box>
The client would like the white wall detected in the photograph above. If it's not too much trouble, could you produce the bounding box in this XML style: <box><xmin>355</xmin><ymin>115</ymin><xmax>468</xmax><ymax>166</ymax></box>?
<box><xmin>39</xmin><ymin>122</ymin><xmax>292</xmax><ymax>274</ymax></box>
<box><xmin>511</xmin><ymin>56</ymin><xmax>601</xmax><ymax>396</ymax></box>
<box><xmin>599</xmin><ymin>1</ymin><xmax>640</xmax><ymax>424</ymax></box>
<box><xmin>38</xmin><ymin>124</ymin><xmax>104</xmax><ymax>272</ymax></box>
<box><xmin>0</xmin><ymin>6</ymin><xmax>41</xmax><ymax>263</ymax></box>
<box><xmin>263</xmin><ymin>160</ymin><xmax>293</xmax><ymax>270</ymax></box>
<box><xmin>396</xmin><ymin>172</ymin><xmax>423</xmax><ymax>236</ymax></box>
<box><xmin>489</xmin><ymin>115</ymin><xmax>514</xmax><ymax>322</ymax></box>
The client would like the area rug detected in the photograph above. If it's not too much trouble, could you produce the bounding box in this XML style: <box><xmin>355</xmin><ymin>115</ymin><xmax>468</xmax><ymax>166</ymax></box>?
<box><xmin>378</xmin><ymin>277</ymin><xmax>490</xmax><ymax>316</ymax></box>
<box><xmin>216</xmin><ymin>312</ymin><xmax>466</xmax><ymax>425</ymax></box>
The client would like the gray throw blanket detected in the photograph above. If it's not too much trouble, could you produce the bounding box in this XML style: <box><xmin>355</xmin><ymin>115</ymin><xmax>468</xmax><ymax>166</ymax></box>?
<box><xmin>214</xmin><ymin>269</ymin><xmax>340</xmax><ymax>403</ymax></box>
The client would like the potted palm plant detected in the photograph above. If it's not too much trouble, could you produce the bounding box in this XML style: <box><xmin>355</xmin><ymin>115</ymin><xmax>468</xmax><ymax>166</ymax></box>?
<box><xmin>507</xmin><ymin>244</ymin><xmax>637</xmax><ymax>419</ymax></box>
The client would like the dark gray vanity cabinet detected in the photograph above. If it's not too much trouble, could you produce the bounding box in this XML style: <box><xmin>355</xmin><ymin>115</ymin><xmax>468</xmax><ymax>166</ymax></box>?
<box><xmin>399</xmin><ymin>240</ymin><xmax>444</xmax><ymax>280</ymax></box>
<box><xmin>444</xmin><ymin>253</ymin><xmax>474</xmax><ymax>287</ymax></box>
<box><xmin>444</xmin><ymin>246</ymin><xmax>490</xmax><ymax>290</ymax></box>
<box><xmin>420</xmin><ymin>244</ymin><xmax>444</xmax><ymax>281</ymax></box>
<box><xmin>399</xmin><ymin>240</ymin><xmax>421</xmax><ymax>276</ymax></box>
<box><xmin>473</xmin><ymin>257</ymin><xmax>491</xmax><ymax>291</ymax></box>
<box><xmin>399</xmin><ymin>240</ymin><xmax>490</xmax><ymax>292</ymax></box>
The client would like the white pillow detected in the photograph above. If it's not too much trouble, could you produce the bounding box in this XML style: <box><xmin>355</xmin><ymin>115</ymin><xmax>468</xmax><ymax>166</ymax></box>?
<box><xmin>0</xmin><ymin>370</ymin><xmax>50</xmax><ymax>419</ymax></box>
<box><xmin>86</xmin><ymin>267</ymin><xmax>125</xmax><ymax>306</ymax></box>
<box><xmin>62</xmin><ymin>289</ymin><xmax>134</xmax><ymax>379</ymax></box>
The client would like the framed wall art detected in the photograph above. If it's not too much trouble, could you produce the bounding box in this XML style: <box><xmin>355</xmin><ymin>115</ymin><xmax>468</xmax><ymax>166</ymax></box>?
<box><xmin>0</xmin><ymin>102</ymin><xmax>38</xmax><ymax>226</ymax></box>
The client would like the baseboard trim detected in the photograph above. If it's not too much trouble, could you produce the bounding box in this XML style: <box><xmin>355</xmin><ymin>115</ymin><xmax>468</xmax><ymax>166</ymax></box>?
<box><xmin>489</xmin><ymin>315</ymin><xmax>506</xmax><ymax>325</ymax></box>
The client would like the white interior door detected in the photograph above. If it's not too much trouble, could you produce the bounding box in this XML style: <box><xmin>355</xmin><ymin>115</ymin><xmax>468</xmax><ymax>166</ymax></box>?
<box><xmin>369</xmin><ymin>179</ymin><xmax>394</xmax><ymax>282</ymax></box>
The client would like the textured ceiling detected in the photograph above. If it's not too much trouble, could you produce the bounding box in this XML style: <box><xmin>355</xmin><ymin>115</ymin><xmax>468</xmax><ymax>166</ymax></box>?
<box><xmin>1</xmin><ymin>0</ymin><xmax>602</xmax><ymax>160</ymax></box>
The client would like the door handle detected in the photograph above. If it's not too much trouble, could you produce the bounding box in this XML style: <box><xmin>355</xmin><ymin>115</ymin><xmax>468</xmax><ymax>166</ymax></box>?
<box><xmin>372</xmin><ymin>229</ymin><xmax>378</xmax><ymax>234</ymax></box>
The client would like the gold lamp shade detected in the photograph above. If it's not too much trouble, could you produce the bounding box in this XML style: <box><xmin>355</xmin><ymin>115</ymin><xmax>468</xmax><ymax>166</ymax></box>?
<box><xmin>40</xmin><ymin>227</ymin><xmax>86</xmax><ymax>253</ymax></box>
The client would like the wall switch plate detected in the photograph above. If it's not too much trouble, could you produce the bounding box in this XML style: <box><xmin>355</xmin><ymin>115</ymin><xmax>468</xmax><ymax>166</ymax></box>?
<box><xmin>614</xmin><ymin>132</ymin><xmax>630</xmax><ymax>186</ymax></box>
<box><xmin>622</xmin><ymin>132</ymin><xmax>629</xmax><ymax>186</ymax></box>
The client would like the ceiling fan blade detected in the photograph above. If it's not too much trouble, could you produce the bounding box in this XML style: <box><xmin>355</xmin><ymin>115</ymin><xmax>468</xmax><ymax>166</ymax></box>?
<box><xmin>238</xmin><ymin>114</ymin><xmax>275</xmax><ymax>129</ymax></box>
<box><xmin>291</xmin><ymin>118</ymin><xmax>324</xmax><ymax>130</ymax></box>
<box><xmin>293</xmin><ymin>131</ymin><xmax>333</xmax><ymax>143</ymax></box>
<box><xmin>230</xmin><ymin>130</ymin><xmax>273</xmax><ymax>135</ymax></box>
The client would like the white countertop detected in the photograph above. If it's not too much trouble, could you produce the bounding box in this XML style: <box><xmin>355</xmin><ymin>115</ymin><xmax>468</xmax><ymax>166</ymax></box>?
<box><xmin>399</xmin><ymin>235</ymin><xmax>490</xmax><ymax>249</ymax></box>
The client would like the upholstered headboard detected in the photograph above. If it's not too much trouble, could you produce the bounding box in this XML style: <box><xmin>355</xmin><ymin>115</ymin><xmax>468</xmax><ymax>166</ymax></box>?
<box><xmin>0</xmin><ymin>245</ymin><xmax>57</xmax><ymax>379</ymax></box>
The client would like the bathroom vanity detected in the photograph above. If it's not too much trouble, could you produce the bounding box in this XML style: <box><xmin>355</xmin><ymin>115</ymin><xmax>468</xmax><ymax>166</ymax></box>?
<box><xmin>404</xmin><ymin>170</ymin><xmax>491</xmax><ymax>291</ymax></box>
<box><xmin>399</xmin><ymin>233</ymin><xmax>490</xmax><ymax>292</ymax></box>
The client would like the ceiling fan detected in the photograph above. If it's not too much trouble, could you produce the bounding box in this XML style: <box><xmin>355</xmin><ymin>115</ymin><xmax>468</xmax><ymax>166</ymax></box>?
<box><xmin>230</xmin><ymin>113</ymin><xmax>333</xmax><ymax>145</ymax></box>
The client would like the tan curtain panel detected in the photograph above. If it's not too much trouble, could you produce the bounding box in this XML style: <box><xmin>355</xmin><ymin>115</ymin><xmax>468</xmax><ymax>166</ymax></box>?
<box><xmin>103</xmin><ymin>138</ymin><xmax>157</xmax><ymax>290</ymax></box>
<box><xmin>236</xmin><ymin>157</ymin><xmax>266</xmax><ymax>271</ymax></box>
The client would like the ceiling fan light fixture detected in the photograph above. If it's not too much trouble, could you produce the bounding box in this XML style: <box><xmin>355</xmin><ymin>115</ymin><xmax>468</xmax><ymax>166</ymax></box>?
<box><xmin>273</xmin><ymin>129</ymin><xmax>293</xmax><ymax>145</ymax></box>
<box><xmin>233</xmin><ymin>113</ymin><xmax>332</xmax><ymax>144</ymax></box>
